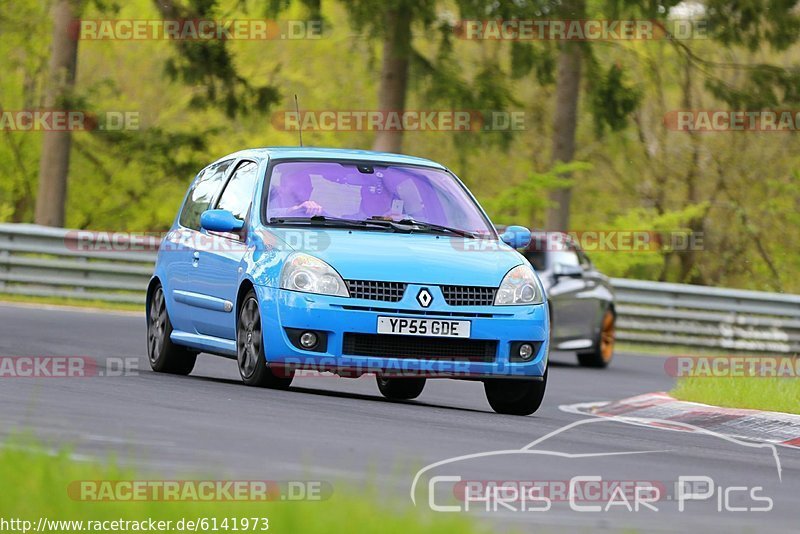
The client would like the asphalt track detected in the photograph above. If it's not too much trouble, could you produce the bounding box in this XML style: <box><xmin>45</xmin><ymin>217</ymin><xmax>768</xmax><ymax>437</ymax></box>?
<box><xmin>1</xmin><ymin>303</ymin><xmax>798</xmax><ymax>533</ymax></box>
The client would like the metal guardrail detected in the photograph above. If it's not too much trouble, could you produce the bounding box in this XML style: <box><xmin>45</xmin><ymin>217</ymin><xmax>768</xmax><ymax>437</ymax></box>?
<box><xmin>0</xmin><ymin>224</ymin><xmax>156</xmax><ymax>305</ymax></box>
<box><xmin>1</xmin><ymin>223</ymin><xmax>798</xmax><ymax>353</ymax></box>
<box><xmin>612</xmin><ymin>278</ymin><xmax>800</xmax><ymax>353</ymax></box>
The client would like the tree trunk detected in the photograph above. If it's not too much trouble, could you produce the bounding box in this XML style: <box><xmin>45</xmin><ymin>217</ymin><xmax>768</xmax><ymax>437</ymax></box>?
<box><xmin>678</xmin><ymin>57</ymin><xmax>704</xmax><ymax>284</ymax></box>
<box><xmin>372</xmin><ymin>8</ymin><xmax>412</xmax><ymax>154</ymax></box>
<box><xmin>35</xmin><ymin>0</ymin><xmax>81</xmax><ymax>227</ymax></box>
<box><xmin>546</xmin><ymin>0</ymin><xmax>585</xmax><ymax>231</ymax></box>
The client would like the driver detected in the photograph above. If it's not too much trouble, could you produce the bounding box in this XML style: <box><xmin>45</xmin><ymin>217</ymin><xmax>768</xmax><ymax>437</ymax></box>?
<box><xmin>268</xmin><ymin>169</ymin><xmax>323</xmax><ymax>217</ymax></box>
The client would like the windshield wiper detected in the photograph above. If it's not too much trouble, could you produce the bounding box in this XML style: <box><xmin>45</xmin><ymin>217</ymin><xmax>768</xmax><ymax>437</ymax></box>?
<box><xmin>367</xmin><ymin>217</ymin><xmax>477</xmax><ymax>238</ymax></box>
<box><xmin>269</xmin><ymin>215</ymin><xmax>398</xmax><ymax>231</ymax></box>
<box><xmin>270</xmin><ymin>215</ymin><xmax>478</xmax><ymax>238</ymax></box>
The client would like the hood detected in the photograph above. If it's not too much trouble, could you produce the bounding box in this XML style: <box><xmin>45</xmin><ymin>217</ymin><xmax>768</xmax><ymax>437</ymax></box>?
<box><xmin>278</xmin><ymin>228</ymin><xmax>524</xmax><ymax>286</ymax></box>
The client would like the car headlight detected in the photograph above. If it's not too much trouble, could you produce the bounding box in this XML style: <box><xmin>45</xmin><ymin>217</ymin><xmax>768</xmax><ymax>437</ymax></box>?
<box><xmin>280</xmin><ymin>253</ymin><xmax>349</xmax><ymax>297</ymax></box>
<box><xmin>494</xmin><ymin>264</ymin><xmax>544</xmax><ymax>305</ymax></box>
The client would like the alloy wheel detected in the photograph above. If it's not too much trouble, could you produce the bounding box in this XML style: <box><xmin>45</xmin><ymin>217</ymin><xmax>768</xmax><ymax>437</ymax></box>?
<box><xmin>237</xmin><ymin>297</ymin><xmax>262</xmax><ymax>379</ymax></box>
<box><xmin>600</xmin><ymin>310</ymin><xmax>616</xmax><ymax>362</ymax></box>
<box><xmin>148</xmin><ymin>287</ymin><xmax>166</xmax><ymax>363</ymax></box>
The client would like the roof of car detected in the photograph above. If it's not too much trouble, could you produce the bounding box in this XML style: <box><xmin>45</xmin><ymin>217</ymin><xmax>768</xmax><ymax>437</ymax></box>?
<box><xmin>214</xmin><ymin>147</ymin><xmax>447</xmax><ymax>169</ymax></box>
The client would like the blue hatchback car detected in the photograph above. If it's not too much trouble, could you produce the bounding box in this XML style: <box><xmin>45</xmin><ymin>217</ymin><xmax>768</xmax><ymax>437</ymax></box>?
<box><xmin>147</xmin><ymin>148</ymin><xmax>550</xmax><ymax>415</ymax></box>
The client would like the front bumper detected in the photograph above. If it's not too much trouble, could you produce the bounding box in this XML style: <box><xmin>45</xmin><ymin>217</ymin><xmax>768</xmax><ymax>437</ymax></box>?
<box><xmin>255</xmin><ymin>284</ymin><xmax>549</xmax><ymax>379</ymax></box>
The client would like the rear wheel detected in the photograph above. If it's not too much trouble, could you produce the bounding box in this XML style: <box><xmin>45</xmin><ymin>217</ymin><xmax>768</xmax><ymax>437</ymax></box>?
<box><xmin>484</xmin><ymin>370</ymin><xmax>547</xmax><ymax>416</ymax></box>
<box><xmin>237</xmin><ymin>291</ymin><xmax>294</xmax><ymax>389</ymax></box>
<box><xmin>577</xmin><ymin>308</ymin><xmax>615</xmax><ymax>368</ymax></box>
<box><xmin>147</xmin><ymin>285</ymin><xmax>196</xmax><ymax>375</ymax></box>
<box><xmin>376</xmin><ymin>376</ymin><xmax>426</xmax><ymax>400</ymax></box>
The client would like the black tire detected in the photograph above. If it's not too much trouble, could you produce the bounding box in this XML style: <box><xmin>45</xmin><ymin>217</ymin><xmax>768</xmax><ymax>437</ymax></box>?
<box><xmin>376</xmin><ymin>376</ymin><xmax>426</xmax><ymax>400</ymax></box>
<box><xmin>484</xmin><ymin>370</ymin><xmax>547</xmax><ymax>416</ymax></box>
<box><xmin>237</xmin><ymin>290</ymin><xmax>294</xmax><ymax>389</ymax></box>
<box><xmin>577</xmin><ymin>308</ymin><xmax>616</xmax><ymax>368</ymax></box>
<box><xmin>147</xmin><ymin>285</ymin><xmax>196</xmax><ymax>375</ymax></box>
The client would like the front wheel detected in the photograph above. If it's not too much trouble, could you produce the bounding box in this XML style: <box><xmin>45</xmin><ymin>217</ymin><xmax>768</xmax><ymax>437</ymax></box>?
<box><xmin>484</xmin><ymin>370</ymin><xmax>547</xmax><ymax>415</ymax></box>
<box><xmin>237</xmin><ymin>291</ymin><xmax>294</xmax><ymax>389</ymax></box>
<box><xmin>577</xmin><ymin>308</ymin><xmax>615</xmax><ymax>368</ymax></box>
<box><xmin>147</xmin><ymin>285</ymin><xmax>196</xmax><ymax>375</ymax></box>
<box><xmin>376</xmin><ymin>376</ymin><xmax>426</xmax><ymax>400</ymax></box>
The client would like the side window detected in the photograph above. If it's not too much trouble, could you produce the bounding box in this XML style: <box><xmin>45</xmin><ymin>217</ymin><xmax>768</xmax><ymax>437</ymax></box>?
<box><xmin>550</xmin><ymin>245</ymin><xmax>580</xmax><ymax>268</ymax></box>
<box><xmin>524</xmin><ymin>239</ymin><xmax>547</xmax><ymax>271</ymax></box>
<box><xmin>216</xmin><ymin>161</ymin><xmax>259</xmax><ymax>221</ymax></box>
<box><xmin>525</xmin><ymin>250</ymin><xmax>547</xmax><ymax>271</ymax></box>
<box><xmin>179</xmin><ymin>159</ymin><xmax>234</xmax><ymax>230</ymax></box>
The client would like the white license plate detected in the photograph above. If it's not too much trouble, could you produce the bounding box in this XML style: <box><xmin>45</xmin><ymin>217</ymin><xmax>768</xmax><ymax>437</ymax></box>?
<box><xmin>377</xmin><ymin>316</ymin><xmax>471</xmax><ymax>338</ymax></box>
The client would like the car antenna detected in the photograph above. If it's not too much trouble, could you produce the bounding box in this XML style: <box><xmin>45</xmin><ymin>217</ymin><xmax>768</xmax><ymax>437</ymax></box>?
<box><xmin>294</xmin><ymin>94</ymin><xmax>303</xmax><ymax>147</ymax></box>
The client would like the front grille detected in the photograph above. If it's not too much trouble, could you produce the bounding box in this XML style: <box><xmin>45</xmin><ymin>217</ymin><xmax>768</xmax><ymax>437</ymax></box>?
<box><xmin>338</xmin><ymin>305</ymin><xmax>499</xmax><ymax>318</ymax></box>
<box><xmin>346</xmin><ymin>280</ymin><xmax>407</xmax><ymax>302</ymax></box>
<box><xmin>342</xmin><ymin>333</ymin><xmax>497</xmax><ymax>362</ymax></box>
<box><xmin>441</xmin><ymin>285</ymin><xmax>497</xmax><ymax>306</ymax></box>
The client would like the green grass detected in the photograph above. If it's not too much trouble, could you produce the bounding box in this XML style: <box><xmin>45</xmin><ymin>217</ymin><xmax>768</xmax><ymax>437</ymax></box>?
<box><xmin>671</xmin><ymin>376</ymin><xmax>800</xmax><ymax>415</ymax></box>
<box><xmin>0</xmin><ymin>293</ymin><xmax>142</xmax><ymax>312</ymax></box>
<box><xmin>0</xmin><ymin>440</ymin><xmax>481</xmax><ymax>534</ymax></box>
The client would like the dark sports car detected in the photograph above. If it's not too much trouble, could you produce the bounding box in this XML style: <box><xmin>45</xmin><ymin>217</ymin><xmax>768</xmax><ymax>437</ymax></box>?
<box><xmin>521</xmin><ymin>231</ymin><xmax>616</xmax><ymax>368</ymax></box>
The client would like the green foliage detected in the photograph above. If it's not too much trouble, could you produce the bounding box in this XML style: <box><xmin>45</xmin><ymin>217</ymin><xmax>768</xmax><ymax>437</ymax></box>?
<box><xmin>586</xmin><ymin>204</ymin><xmax>709</xmax><ymax>280</ymax></box>
<box><xmin>3</xmin><ymin>0</ymin><xmax>800</xmax><ymax>294</ymax></box>
<box><xmin>693</xmin><ymin>1</ymin><xmax>800</xmax><ymax>109</ymax></box>
<box><xmin>705</xmin><ymin>66</ymin><xmax>800</xmax><ymax>108</ymax></box>
<box><xmin>159</xmin><ymin>1</ymin><xmax>281</xmax><ymax>117</ymax></box>
<box><xmin>510</xmin><ymin>42</ymin><xmax>556</xmax><ymax>84</ymax></box>
<box><xmin>483</xmin><ymin>161</ymin><xmax>591</xmax><ymax>227</ymax></box>
<box><xmin>0</xmin><ymin>0</ymin><xmax>50</xmax><ymax>223</ymax></box>
<box><xmin>587</xmin><ymin>63</ymin><xmax>641</xmax><ymax>136</ymax></box>
<box><xmin>343</xmin><ymin>0</ymin><xmax>437</xmax><ymax>39</ymax></box>
<box><xmin>705</xmin><ymin>0</ymin><xmax>800</xmax><ymax>52</ymax></box>
<box><xmin>265</xmin><ymin>0</ymin><xmax>321</xmax><ymax>18</ymax></box>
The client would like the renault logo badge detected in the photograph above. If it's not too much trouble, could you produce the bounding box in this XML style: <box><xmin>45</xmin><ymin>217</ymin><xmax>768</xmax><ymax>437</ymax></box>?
<box><xmin>416</xmin><ymin>288</ymin><xmax>433</xmax><ymax>308</ymax></box>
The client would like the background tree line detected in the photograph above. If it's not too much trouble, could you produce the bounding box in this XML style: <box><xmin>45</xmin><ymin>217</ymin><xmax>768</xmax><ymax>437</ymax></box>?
<box><xmin>2</xmin><ymin>0</ymin><xmax>800</xmax><ymax>292</ymax></box>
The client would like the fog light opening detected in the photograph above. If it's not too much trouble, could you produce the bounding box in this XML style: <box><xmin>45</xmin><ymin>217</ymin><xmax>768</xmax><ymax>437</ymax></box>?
<box><xmin>299</xmin><ymin>331</ymin><xmax>318</xmax><ymax>349</ymax></box>
<box><xmin>518</xmin><ymin>343</ymin><xmax>534</xmax><ymax>361</ymax></box>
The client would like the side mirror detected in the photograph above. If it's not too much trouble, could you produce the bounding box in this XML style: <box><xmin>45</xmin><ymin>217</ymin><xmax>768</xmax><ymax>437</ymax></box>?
<box><xmin>553</xmin><ymin>263</ymin><xmax>583</xmax><ymax>279</ymax></box>
<box><xmin>200</xmin><ymin>209</ymin><xmax>244</xmax><ymax>233</ymax></box>
<box><xmin>500</xmin><ymin>225</ymin><xmax>531</xmax><ymax>249</ymax></box>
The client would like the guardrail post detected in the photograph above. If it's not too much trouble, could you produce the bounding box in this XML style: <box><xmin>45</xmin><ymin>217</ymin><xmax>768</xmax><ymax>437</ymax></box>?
<box><xmin>77</xmin><ymin>255</ymin><xmax>88</xmax><ymax>296</ymax></box>
<box><xmin>0</xmin><ymin>231</ymin><xmax>9</xmax><ymax>291</ymax></box>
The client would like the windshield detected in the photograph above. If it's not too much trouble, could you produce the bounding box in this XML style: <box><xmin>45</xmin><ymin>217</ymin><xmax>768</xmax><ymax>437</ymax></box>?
<box><xmin>264</xmin><ymin>161</ymin><xmax>495</xmax><ymax>236</ymax></box>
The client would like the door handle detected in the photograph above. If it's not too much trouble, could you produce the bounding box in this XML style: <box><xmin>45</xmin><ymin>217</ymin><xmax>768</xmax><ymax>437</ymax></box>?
<box><xmin>192</xmin><ymin>251</ymin><xmax>200</xmax><ymax>267</ymax></box>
